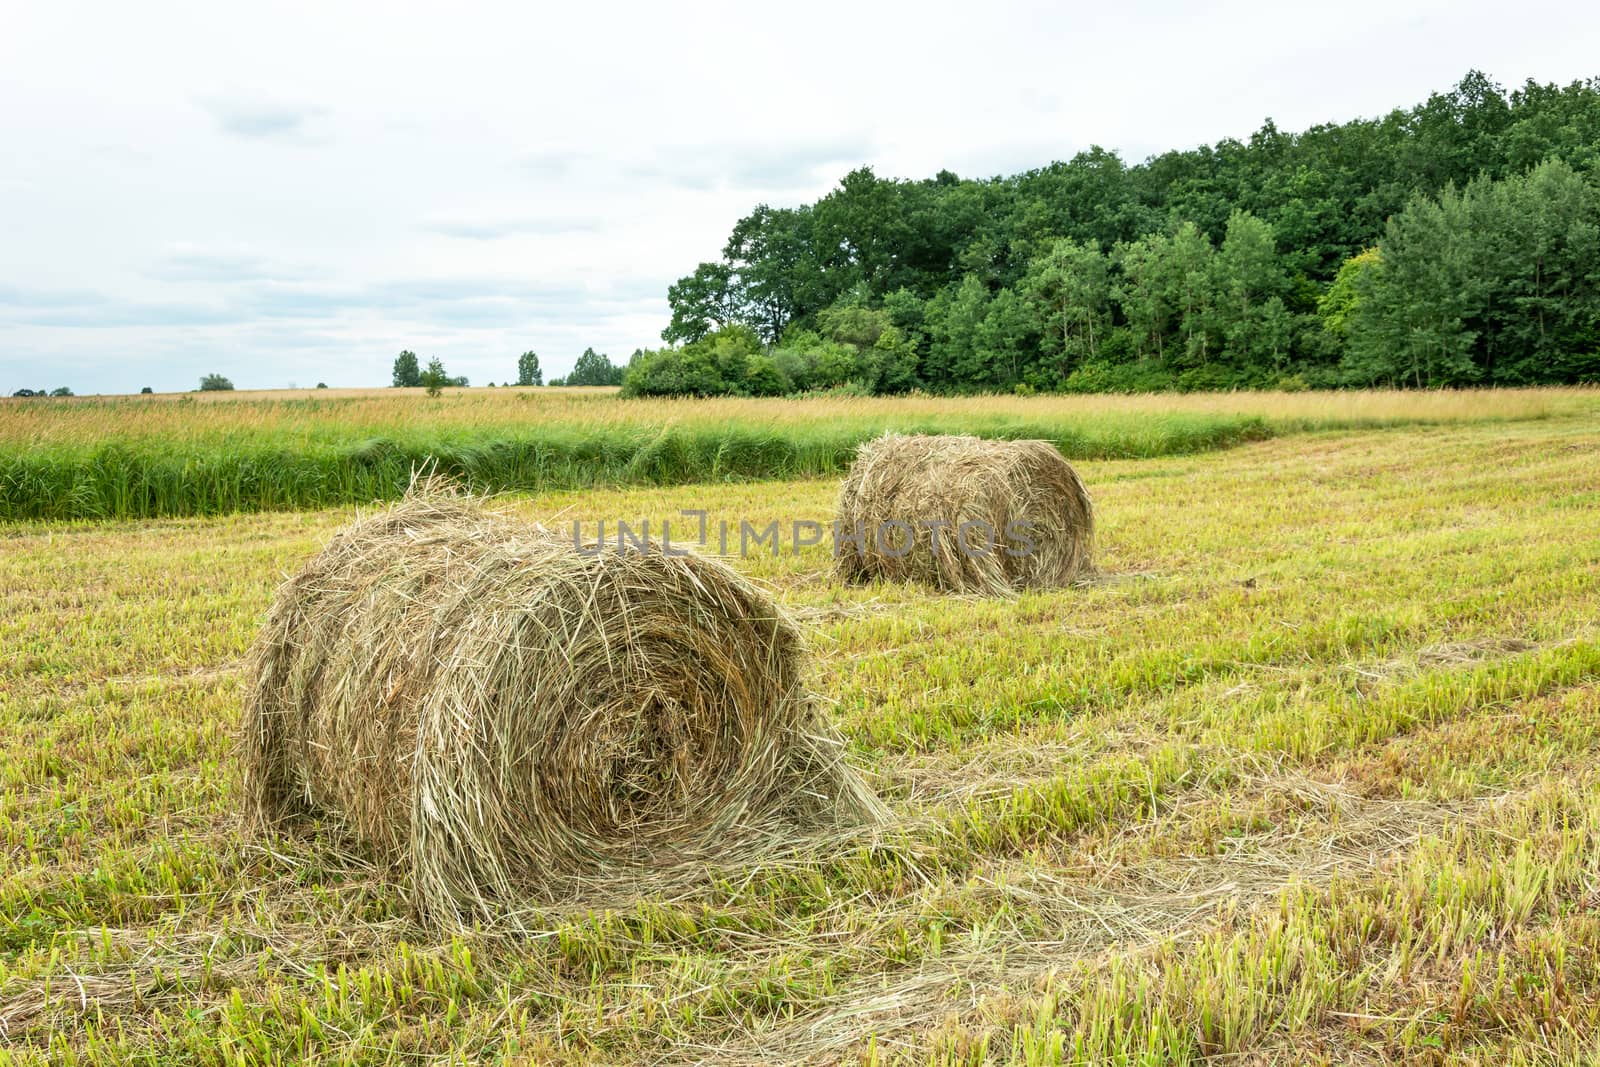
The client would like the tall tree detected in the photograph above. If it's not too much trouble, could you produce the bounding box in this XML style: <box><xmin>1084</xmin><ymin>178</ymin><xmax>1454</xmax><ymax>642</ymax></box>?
<box><xmin>1347</xmin><ymin>159</ymin><xmax>1600</xmax><ymax>385</ymax></box>
<box><xmin>1023</xmin><ymin>237</ymin><xmax>1111</xmax><ymax>372</ymax></box>
<box><xmin>923</xmin><ymin>274</ymin><xmax>993</xmax><ymax>388</ymax></box>
<box><xmin>723</xmin><ymin>205</ymin><xmax>830</xmax><ymax>341</ymax></box>
<box><xmin>392</xmin><ymin>351</ymin><xmax>421</xmax><ymax>388</ymax></box>
<box><xmin>663</xmin><ymin>262</ymin><xmax>741</xmax><ymax>344</ymax></box>
<box><xmin>567</xmin><ymin>348</ymin><xmax>624</xmax><ymax>386</ymax></box>
<box><xmin>516</xmin><ymin>351</ymin><xmax>543</xmax><ymax>386</ymax></box>
<box><xmin>1214</xmin><ymin>211</ymin><xmax>1290</xmax><ymax>365</ymax></box>
<box><xmin>1115</xmin><ymin>234</ymin><xmax>1175</xmax><ymax>363</ymax></box>
<box><xmin>976</xmin><ymin>287</ymin><xmax>1038</xmax><ymax>388</ymax></box>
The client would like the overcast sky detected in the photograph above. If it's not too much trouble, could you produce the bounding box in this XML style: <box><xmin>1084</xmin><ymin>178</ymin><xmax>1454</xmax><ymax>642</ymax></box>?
<box><xmin>1</xmin><ymin>0</ymin><xmax>1595</xmax><ymax>394</ymax></box>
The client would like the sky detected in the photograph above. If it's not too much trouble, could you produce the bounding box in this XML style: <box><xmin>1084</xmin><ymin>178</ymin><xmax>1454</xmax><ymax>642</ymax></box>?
<box><xmin>1</xmin><ymin>0</ymin><xmax>1596</xmax><ymax>394</ymax></box>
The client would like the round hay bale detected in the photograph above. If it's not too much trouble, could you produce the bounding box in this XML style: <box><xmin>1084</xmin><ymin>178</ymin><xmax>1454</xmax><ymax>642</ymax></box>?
<box><xmin>240</xmin><ymin>489</ymin><xmax>882</xmax><ymax>926</ymax></box>
<box><xmin>834</xmin><ymin>433</ymin><xmax>1094</xmax><ymax>595</ymax></box>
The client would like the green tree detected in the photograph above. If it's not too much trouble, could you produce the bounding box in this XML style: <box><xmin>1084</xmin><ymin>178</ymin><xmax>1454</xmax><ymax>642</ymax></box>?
<box><xmin>1115</xmin><ymin>234</ymin><xmax>1175</xmax><ymax>363</ymax></box>
<box><xmin>861</xmin><ymin>325</ymin><xmax>920</xmax><ymax>394</ymax></box>
<box><xmin>1347</xmin><ymin>159</ymin><xmax>1600</xmax><ymax>386</ymax></box>
<box><xmin>976</xmin><ymin>287</ymin><xmax>1038</xmax><ymax>388</ymax></box>
<box><xmin>922</xmin><ymin>274</ymin><xmax>992</xmax><ymax>389</ymax></box>
<box><xmin>1023</xmin><ymin>237</ymin><xmax>1111</xmax><ymax>373</ymax></box>
<box><xmin>567</xmin><ymin>348</ymin><xmax>624</xmax><ymax>386</ymax></box>
<box><xmin>882</xmin><ymin>288</ymin><xmax>928</xmax><ymax>355</ymax></box>
<box><xmin>1318</xmin><ymin>247</ymin><xmax>1382</xmax><ymax>340</ymax></box>
<box><xmin>723</xmin><ymin>205</ymin><xmax>830</xmax><ymax>341</ymax></box>
<box><xmin>419</xmin><ymin>357</ymin><xmax>450</xmax><ymax>397</ymax></box>
<box><xmin>392</xmin><ymin>351</ymin><xmax>421</xmax><ymax>388</ymax></box>
<box><xmin>816</xmin><ymin>293</ymin><xmax>891</xmax><ymax>350</ymax></box>
<box><xmin>663</xmin><ymin>262</ymin><xmax>741</xmax><ymax>344</ymax></box>
<box><xmin>517</xmin><ymin>351</ymin><xmax>543</xmax><ymax>386</ymax></box>
<box><xmin>621</xmin><ymin>347</ymin><xmax>725</xmax><ymax>397</ymax></box>
<box><xmin>1168</xmin><ymin>222</ymin><xmax>1219</xmax><ymax>367</ymax></box>
<box><xmin>198</xmin><ymin>374</ymin><xmax>234</xmax><ymax>391</ymax></box>
<box><xmin>1214</xmin><ymin>211</ymin><xmax>1293</xmax><ymax>367</ymax></box>
<box><xmin>648</xmin><ymin>73</ymin><xmax>1600</xmax><ymax>391</ymax></box>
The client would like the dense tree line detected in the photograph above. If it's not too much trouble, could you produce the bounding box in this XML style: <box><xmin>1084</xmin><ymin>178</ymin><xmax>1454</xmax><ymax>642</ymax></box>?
<box><xmin>633</xmin><ymin>72</ymin><xmax>1600</xmax><ymax>394</ymax></box>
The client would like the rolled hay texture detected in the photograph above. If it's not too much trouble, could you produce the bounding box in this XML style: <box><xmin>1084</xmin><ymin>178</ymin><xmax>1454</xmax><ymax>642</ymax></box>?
<box><xmin>834</xmin><ymin>434</ymin><xmax>1094</xmax><ymax>595</ymax></box>
<box><xmin>240</xmin><ymin>490</ymin><xmax>883</xmax><ymax>926</ymax></box>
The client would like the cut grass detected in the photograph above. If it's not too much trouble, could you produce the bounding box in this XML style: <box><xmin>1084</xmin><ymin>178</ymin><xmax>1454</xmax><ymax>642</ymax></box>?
<box><xmin>2</xmin><ymin>412</ymin><xmax>1600</xmax><ymax>1062</ymax></box>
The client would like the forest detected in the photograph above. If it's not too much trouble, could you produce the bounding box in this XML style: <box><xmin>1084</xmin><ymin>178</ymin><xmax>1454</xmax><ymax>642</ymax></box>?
<box><xmin>625</xmin><ymin>72</ymin><xmax>1600</xmax><ymax>396</ymax></box>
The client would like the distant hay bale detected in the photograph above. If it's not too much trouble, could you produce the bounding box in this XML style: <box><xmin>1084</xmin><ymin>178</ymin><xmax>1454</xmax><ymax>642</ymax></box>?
<box><xmin>834</xmin><ymin>434</ymin><xmax>1094</xmax><ymax>595</ymax></box>
<box><xmin>240</xmin><ymin>488</ymin><xmax>883</xmax><ymax>927</ymax></box>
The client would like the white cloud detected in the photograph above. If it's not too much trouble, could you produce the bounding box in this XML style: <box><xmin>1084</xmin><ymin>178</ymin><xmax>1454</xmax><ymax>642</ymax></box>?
<box><xmin>196</xmin><ymin>91</ymin><xmax>326</xmax><ymax>141</ymax></box>
<box><xmin>422</xmin><ymin>216</ymin><xmax>605</xmax><ymax>240</ymax></box>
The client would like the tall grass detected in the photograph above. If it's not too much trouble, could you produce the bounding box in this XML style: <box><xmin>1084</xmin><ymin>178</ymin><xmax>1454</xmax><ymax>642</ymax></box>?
<box><xmin>0</xmin><ymin>416</ymin><xmax>1265</xmax><ymax>521</ymax></box>
<box><xmin>1</xmin><ymin>386</ymin><xmax>1592</xmax><ymax>521</ymax></box>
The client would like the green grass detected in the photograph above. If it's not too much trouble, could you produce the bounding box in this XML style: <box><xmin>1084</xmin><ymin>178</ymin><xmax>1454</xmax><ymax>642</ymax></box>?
<box><xmin>2</xmin><ymin>386</ymin><xmax>1593</xmax><ymax>521</ymax></box>
<box><xmin>4</xmin><ymin>412</ymin><xmax>1600</xmax><ymax>1062</ymax></box>
<box><xmin>0</xmin><ymin>412</ymin><xmax>1265</xmax><ymax>521</ymax></box>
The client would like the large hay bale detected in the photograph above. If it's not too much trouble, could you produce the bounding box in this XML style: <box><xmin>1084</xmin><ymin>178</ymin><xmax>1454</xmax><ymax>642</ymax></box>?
<box><xmin>240</xmin><ymin>489</ymin><xmax>882</xmax><ymax>926</ymax></box>
<box><xmin>834</xmin><ymin>434</ymin><xmax>1094</xmax><ymax>595</ymax></box>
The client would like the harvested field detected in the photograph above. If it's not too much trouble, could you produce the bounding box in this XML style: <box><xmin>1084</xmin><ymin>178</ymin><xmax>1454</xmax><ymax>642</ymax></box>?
<box><xmin>4</xmin><ymin>410</ymin><xmax>1600</xmax><ymax>1063</ymax></box>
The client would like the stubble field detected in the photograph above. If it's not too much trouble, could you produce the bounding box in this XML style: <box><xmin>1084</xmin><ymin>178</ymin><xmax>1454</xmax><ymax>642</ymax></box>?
<box><xmin>3</xmin><ymin>390</ymin><xmax>1600</xmax><ymax>1063</ymax></box>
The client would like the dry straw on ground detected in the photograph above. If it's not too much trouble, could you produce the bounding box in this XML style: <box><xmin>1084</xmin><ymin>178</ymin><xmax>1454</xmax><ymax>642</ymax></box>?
<box><xmin>239</xmin><ymin>486</ymin><xmax>883</xmax><ymax>928</ymax></box>
<box><xmin>834</xmin><ymin>434</ymin><xmax>1095</xmax><ymax>595</ymax></box>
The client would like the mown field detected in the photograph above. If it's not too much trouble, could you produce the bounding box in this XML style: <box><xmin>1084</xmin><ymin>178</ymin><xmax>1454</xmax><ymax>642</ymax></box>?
<box><xmin>3</xmin><ymin>394</ymin><xmax>1600</xmax><ymax>1063</ymax></box>
<box><xmin>2</xmin><ymin>387</ymin><xmax>1593</xmax><ymax>521</ymax></box>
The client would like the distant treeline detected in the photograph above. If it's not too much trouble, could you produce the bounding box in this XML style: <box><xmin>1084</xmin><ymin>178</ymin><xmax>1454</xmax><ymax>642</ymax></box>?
<box><xmin>625</xmin><ymin>72</ymin><xmax>1600</xmax><ymax>396</ymax></box>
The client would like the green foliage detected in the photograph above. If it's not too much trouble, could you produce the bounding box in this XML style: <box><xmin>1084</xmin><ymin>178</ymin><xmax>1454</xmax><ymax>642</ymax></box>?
<box><xmin>140</xmin><ymin>386</ymin><xmax>153</xmax><ymax>394</ymax></box>
<box><xmin>419</xmin><ymin>358</ymin><xmax>450</xmax><ymax>397</ymax></box>
<box><xmin>743</xmin><ymin>354</ymin><xmax>790</xmax><ymax>397</ymax></box>
<box><xmin>1345</xmin><ymin>159</ymin><xmax>1600</xmax><ymax>386</ymax></box>
<box><xmin>198</xmin><ymin>374</ymin><xmax>234</xmax><ymax>392</ymax></box>
<box><xmin>863</xmin><ymin>325</ymin><xmax>920</xmax><ymax>394</ymax></box>
<box><xmin>652</xmin><ymin>72</ymin><xmax>1600</xmax><ymax>394</ymax></box>
<box><xmin>663</xmin><ymin>262</ymin><xmax>739</xmax><ymax>344</ymax></box>
<box><xmin>923</xmin><ymin>274</ymin><xmax>992</xmax><ymax>388</ymax></box>
<box><xmin>315</xmin><ymin>382</ymin><xmax>328</xmax><ymax>389</ymax></box>
<box><xmin>517</xmin><ymin>351</ymin><xmax>543</xmax><ymax>386</ymax></box>
<box><xmin>50</xmin><ymin>386</ymin><xmax>74</xmax><ymax>397</ymax></box>
<box><xmin>1318</xmin><ymin>247</ymin><xmax>1381</xmax><ymax>340</ymax></box>
<box><xmin>392</xmin><ymin>351</ymin><xmax>421</xmax><ymax>388</ymax></box>
<box><xmin>1023</xmin><ymin>238</ymin><xmax>1111</xmax><ymax>374</ymax></box>
<box><xmin>1214</xmin><ymin>212</ymin><xmax>1294</xmax><ymax>370</ymax></box>
<box><xmin>622</xmin><ymin>346</ymin><xmax>725</xmax><ymax>397</ymax></box>
<box><xmin>816</xmin><ymin>294</ymin><xmax>891</xmax><ymax>350</ymax></box>
<box><xmin>623</xmin><ymin>327</ymin><xmax>764</xmax><ymax>397</ymax></box>
<box><xmin>566</xmin><ymin>348</ymin><xmax>625</xmax><ymax>387</ymax></box>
